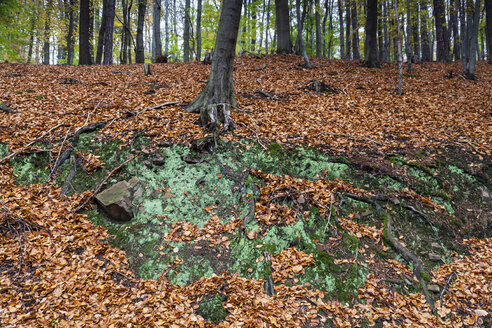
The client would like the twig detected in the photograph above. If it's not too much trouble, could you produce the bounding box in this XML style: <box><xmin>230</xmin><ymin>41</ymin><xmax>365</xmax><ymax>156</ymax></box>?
<box><xmin>0</xmin><ymin>123</ymin><xmax>64</xmax><ymax>163</ymax></box>
<box><xmin>255</xmin><ymin>89</ymin><xmax>279</xmax><ymax>100</ymax></box>
<box><xmin>439</xmin><ymin>271</ymin><xmax>456</xmax><ymax>303</ymax></box>
<box><xmin>72</xmin><ymin>156</ymin><xmax>134</xmax><ymax>212</ymax></box>
<box><xmin>136</xmin><ymin>101</ymin><xmax>180</xmax><ymax>115</ymax></box>
<box><xmin>83</xmin><ymin>99</ymin><xmax>103</xmax><ymax>127</ymax></box>
<box><xmin>236</xmin><ymin>121</ymin><xmax>268</xmax><ymax>150</ymax></box>
<box><xmin>322</xmin><ymin>194</ymin><xmax>334</xmax><ymax>234</ymax></box>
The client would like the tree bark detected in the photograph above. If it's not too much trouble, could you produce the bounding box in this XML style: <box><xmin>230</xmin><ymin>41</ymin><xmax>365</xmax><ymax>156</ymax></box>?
<box><xmin>195</xmin><ymin>0</ymin><xmax>202</xmax><ymax>60</ymax></box>
<box><xmin>152</xmin><ymin>0</ymin><xmax>162</xmax><ymax>62</ymax></box>
<box><xmin>405</xmin><ymin>0</ymin><xmax>413</xmax><ymax>71</ymax></box>
<box><xmin>363</xmin><ymin>0</ymin><xmax>380</xmax><ymax>67</ymax></box>
<box><xmin>420</xmin><ymin>0</ymin><xmax>431</xmax><ymax>61</ymax></box>
<box><xmin>296</xmin><ymin>0</ymin><xmax>313</xmax><ymax>67</ymax></box>
<box><xmin>103</xmin><ymin>0</ymin><xmax>116</xmax><ymax>64</ymax></box>
<box><xmin>275</xmin><ymin>0</ymin><xmax>293</xmax><ymax>53</ymax></box>
<box><xmin>351</xmin><ymin>0</ymin><xmax>360</xmax><ymax>59</ymax></box>
<box><xmin>136</xmin><ymin>0</ymin><xmax>146</xmax><ymax>63</ymax></box>
<box><xmin>186</xmin><ymin>0</ymin><xmax>244</xmax><ymax>131</ymax></box>
<box><xmin>463</xmin><ymin>0</ymin><xmax>481</xmax><ymax>78</ymax></box>
<box><xmin>339</xmin><ymin>0</ymin><xmax>345</xmax><ymax>58</ymax></box>
<box><xmin>43</xmin><ymin>0</ymin><xmax>53</xmax><ymax>65</ymax></box>
<box><xmin>395</xmin><ymin>0</ymin><xmax>403</xmax><ymax>94</ymax></box>
<box><xmin>486</xmin><ymin>0</ymin><xmax>492</xmax><ymax>63</ymax></box>
<box><xmin>96</xmin><ymin>0</ymin><xmax>107</xmax><ymax>64</ymax></box>
<box><xmin>345</xmin><ymin>0</ymin><xmax>351</xmax><ymax>58</ymax></box>
<box><xmin>67</xmin><ymin>0</ymin><xmax>75</xmax><ymax>64</ymax></box>
<box><xmin>450</xmin><ymin>0</ymin><xmax>461</xmax><ymax>60</ymax></box>
<box><xmin>433</xmin><ymin>0</ymin><xmax>450</xmax><ymax>61</ymax></box>
<box><xmin>80</xmin><ymin>0</ymin><xmax>92</xmax><ymax>65</ymax></box>
<box><xmin>265</xmin><ymin>0</ymin><xmax>271</xmax><ymax>53</ymax></box>
<box><xmin>183</xmin><ymin>0</ymin><xmax>191</xmax><ymax>61</ymax></box>
<box><xmin>315</xmin><ymin>0</ymin><xmax>322</xmax><ymax>56</ymax></box>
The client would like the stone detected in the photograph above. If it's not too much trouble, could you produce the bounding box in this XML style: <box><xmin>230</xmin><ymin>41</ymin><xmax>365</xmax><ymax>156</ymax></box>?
<box><xmin>428</xmin><ymin>284</ymin><xmax>440</xmax><ymax>293</ymax></box>
<box><xmin>96</xmin><ymin>181</ymin><xmax>134</xmax><ymax>221</ymax></box>
<box><xmin>153</xmin><ymin>155</ymin><xmax>165</xmax><ymax>166</ymax></box>
<box><xmin>429</xmin><ymin>253</ymin><xmax>442</xmax><ymax>261</ymax></box>
<box><xmin>479</xmin><ymin>187</ymin><xmax>490</xmax><ymax>199</ymax></box>
<box><xmin>431</xmin><ymin>242</ymin><xmax>442</xmax><ymax>250</ymax></box>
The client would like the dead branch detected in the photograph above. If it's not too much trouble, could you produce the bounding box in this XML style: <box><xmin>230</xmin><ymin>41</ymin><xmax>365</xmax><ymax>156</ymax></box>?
<box><xmin>439</xmin><ymin>271</ymin><xmax>456</xmax><ymax>303</ymax></box>
<box><xmin>236</xmin><ymin>121</ymin><xmax>268</xmax><ymax>150</ymax></box>
<box><xmin>72</xmin><ymin>156</ymin><xmax>134</xmax><ymax>212</ymax></box>
<box><xmin>253</xmin><ymin>64</ymin><xmax>267</xmax><ymax>71</ymax></box>
<box><xmin>0</xmin><ymin>123</ymin><xmax>64</xmax><ymax>163</ymax></box>
<box><xmin>255</xmin><ymin>89</ymin><xmax>279</xmax><ymax>100</ymax></box>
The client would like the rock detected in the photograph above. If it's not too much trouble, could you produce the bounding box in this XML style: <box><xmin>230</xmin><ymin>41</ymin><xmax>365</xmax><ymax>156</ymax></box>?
<box><xmin>182</xmin><ymin>155</ymin><xmax>201</xmax><ymax>164</ymax></box>
<box><xmin>428</xmin><ymin>284</ymin><xmax>440</xmax><ymax>293</ymax></box>
<box><xmin>429</xmin><ymin>253</ymin><xmax>442</xmax><ymax>262</ymax></box>
<box><xmin>474</xmin><ymin>309</ymin><xmax>489</xmax><ymax>317</ymax></box>
<box><xmin>96</xmin><ymin>181</ymin><xmax>134</xmax><ymax>221</ymax></box>
<box><xmin>431</xmin><ymin>242</ymin><xmax>442</xmax><ymax>250</ymax></box>
<box><xmin>152</xmin><ymin>155</ymin><xmax>165</xmax><ymax>166</ymax></box>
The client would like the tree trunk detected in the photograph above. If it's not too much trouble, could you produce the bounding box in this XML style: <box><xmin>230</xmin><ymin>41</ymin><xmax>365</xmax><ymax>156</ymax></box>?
<box><xmin>411</xmin><ymin>0</ymin><xmax>420</xmax><ymax>61</ymax></box>
<box><xmin>80</xmin><ymin>0</ymin><xmax>92</xmax><ymax>65</ymax></box>
<box><xmin>339</xmin><ymin>0</ymin><xmax>345</xmax><ymax>58</ymax></box>
<box><xmin>67</xmin><ymin>0</ymin><xmax>75</xmax><ymax>64</ymax></box>
<box><xmin>265</xmin><ymin>0</ymin><xmax>271</xmax><ymax>53</ymax></box>
<box><xmin>420</xmin><ymin>0</ymin><xmax>431</xmax><ymax>61</ymax></box>
<box><xmin>183</xmin><ymin>0</ymin><xmax>191</xmax><ymax>61</ymax></box>
<box><xmin>103</xmin><ymin>0</ymin><xmax>116</xmax><ymax>64</ymax></box>
<box><xmin>315</xmin><ymin>0</ymin><xmax>322</xmax><ymax>56</ymax></box>
<box><xmin>486</xmin><ymin>0</ymin><xmax>492</xmax><ymax>63</ymax></box>
<box><xmin>275</xmin><ymin>0</ymin><xmax>293</xmax><ymax>53</ymax></box>
<box><xmin>433</xmin><ymin>0</ymin><xmax>450</xmax><ymax>61</ymax></box>
<box><xmin>186</xmin><ymin>0</ymin><xmax>243</xmax><ymax>131</ymax></box>
<box><xmin>43</xmin><ymin>0</ymin><xmax>53</xmax><ymax>65</ymax></box>
<box><xmin>152</xmin><ymin>0</ymin><xmax>162</xmax><ymax>62</ymax></box>
<box><xmin>383</xmin><ymin>0</ymin><xmax>389</xmax><ymax>61</ymax></box>
<box><xmin>463</xmin><ymin>0</ymin><xmax>481</xmax><ymax>78</ymax></box>
<box><xmin>121</xmin><ymin>0</ymin><xmax>129</xmax><ymax>63</ymax></box>
<box><xmin>378</xmin><ymin>0</ymin><xmax>384</xmax><ymax>61</ymax></box>
<box><xmin>27</xmin><ymin>6</ymin><xmax>36</xmax><ymax>64</ymax></box>
<box><xmin>296</xmin><ymin>0</ymin><xmax>313</xmax><ymax>67</ymax></box>
<box><xmin>195</xmin><ymin>0</ymin><xmax>202</xmax><ymax>60</ymax></box>
<box><xmin>346</xmin><ymin>0</ymin><xmax>351</xmax><ymax>58</ymax></box>
<box><xmin>96</xmin><ymin>0</ymin><xmax>108</xmax><ymax>64</ymax></box>
<box><xmin>363</xmin><ymin>0</ymin><xmax>380</xmax><ymax>67</ymax></box>
<box><xmin>351</xmin><ymin>0</ymin><xmax>360</xmax><ymax>59</ymax></box>
<box><xmin>164</xmin><ymin>0</ymin><xmax>169</xmax><ymax>54</ymax></box>
<box><xmin>405</xmin><ymin>0</ymin><xmax>413</xmax><ymax>71</ymax></box>
<box><xmin>395</xmin><ymin>0</ymin><xmax>403</xmax><ymax>94</ymax></box>
<box><xmin>136</xmin><ymin>0</ymin><xmax>146</xmax><ymax>63</ymax></box>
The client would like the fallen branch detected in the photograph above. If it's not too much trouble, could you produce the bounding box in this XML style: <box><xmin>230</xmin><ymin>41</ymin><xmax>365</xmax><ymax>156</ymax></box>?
<box><xmin>439</xmin><ymin>271</ymin><xmax>456</xmax><ymax>303</ymax></box>
<box><xmin>236</xmin><ymin>121</ymin><xmax>268</xmax><ymax>150</ymax></box>
<box><xmin>72</xmin><ymin>156</ymin><xmax>134</xmax><ymax>212</ymax></box>
<box><xmin>385</xmin><ymin>217</ymin><xmax>435</xmax><ymax>312</ymax></box>
<box><xmin>61</xmin><ymin>156</ymin><xmax>82</xmax><ymax>197</ymax></box>
<box><xmin>136</xmin><ymin>101</ymin><xmax>180</xmax><ymax>115</ymax></box>
<box><xmin>253</xmin><ymin>63</ymin><xmax>267</xmax><ymax>71</ymax></box>
<box><xmin>255</xmin><ymin>89</ymin><xmax>279</xmax><ymax>100</ymax></box>
<box><xmin>0</xmin><ymin>123</ymin><xmax>64</xmax><ymax>163</ymax></box>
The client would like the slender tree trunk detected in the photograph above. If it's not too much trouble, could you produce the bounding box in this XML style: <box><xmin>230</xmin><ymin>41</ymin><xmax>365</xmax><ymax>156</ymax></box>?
<box><xmin>265</xmin><ymin>0</ymin><xmax>271</xmax><ymax>53</ymax></box>
<box><xmin>485</xmin><ymin>0</ymin><xmax>492</xmax><ymax>63</ymax></box>
<box><xmin>420</xmin><ymin>0</ymin><xmax>431</xmax><ymax>61</ymax></box>
<box><xmin>296</xmin><ymin>0</ymin><xmax>313</xmax><ymax>67</ymax></box>
<box><xmin>364</xmin><ymin>0</ymin><xmax>380</xmax><ymax>67</ymax></box>
<box><xmin>183</xmin><ymin>0</ymin><xmax>191</xmax><ymax>61</ymax></box>
<box><xmin>152</xmin><ymin>0</ymin><xmax>162</xmax><ymax>62</ymax></box>
<box><xmin>27</xmin><ymin>6</ymin><xmax>36</xmax><ymax>64</ymax></box>
<box><xmin>165</xmin><ymin>0</ymin><xmax>169</xmax><ymax>54</ymax></box>
<box><xmin>275</xmin><ymin>0</ymin><xmax>293</xmax><ymax>53</ymax></box>
<box><xmin>450</xmin><ymin>0</ymin><xmax>461</xmax><ymax>60</ymax></box>
<box><xmin>136</xmin><ymin>0</ymin><xmax>146</xmax><ymax>63</ymax></box>
<box><xmin>378</xmin><ymin>0</ymin><xmax>384</xmax><ymax>60</ymax></box>
<box><xmin>80</xmin><ymin>0</ymin><xmax>92</xmax><ymax>64</ymax></box>
<box><xmin>96</xmin><ymin>0</ymin><xmax>107</xmax><ymax>64</ymax></box>
<box><xmin>103</xmin><ymin>0</ymin><xmax>115</xmax><ymax>64</ymax></box>
<box><xmin>196</xmin><ymin>0</ymin><xmax>202</xmax><ymax>60</ymax></box>
<box><xmin>251</xmin><ymin>0</ymin><xmax>257</xmax><ymax>51</ymax></box>
<box><xmin>327</xmin><ymin>0</ymin><xmax>334</xmax><ymax>57</ymax></box>
<box><xmin>411</xmin><ymin>0</ymin><xmax>420</xmax><ymax>61</ymax></box>
<box><xmin>315</xmin><ymin>0</ymin><xmax>322</xmax><ymax>56</ymax></box>
<box><xmin>463</xmin><ymin>0</ymin><xmax>481</xmax><ymax>78</ymax></box>
<box><xmin>406</xmin><ymin>0</ymin><xmax>413</xmax><ymax>71</ymax></box>
<box><xmin>394</xmin><ymin>0</ymin><xmax>403</xmax><ymax>94</ymax></box>
<box><xmin>339</xmin><ymin>0</ymin><xmax>345</xmax><ymax>58</ymax></box>
<box><xmin>186</xmin><ymin>0</ymin><xmax>244</xmax><ymax>130</ymax></box>
<box><xmin>67</xmin><ymin>0</ymin><xmax>75</xmax><ymax>64</ymax></box>
<box><xmin>351</xmin><ymin>0</ymin><xmax>360</xmax><ymax>59</ymax></box>
<box><xmin>346</xmin><ymin>0</ymin><xmax>351</xmax><ymax>58</ymax></box>
<box><xmin>121</xmin><ymin>0</ymin><xmax>128</xmax><ymax>63</ymax></box>
<box><xmin>43</xmin><ymin>0</ymin><xmax>53</xmax><ymax>64</ymax></box>
<box><xmin>383</xmin><ymin>0</ymin><xmax>389</xmax><ymax>61</ymax></box>
<box><xmin>89</xmin><ymin>0</ymin><xmax>94</xmax><ymax>62</ymax></box>
<box><xmin>433</xmin><ymin>0</ymin><xmax>450</xmax><ymax>61</ymax></box>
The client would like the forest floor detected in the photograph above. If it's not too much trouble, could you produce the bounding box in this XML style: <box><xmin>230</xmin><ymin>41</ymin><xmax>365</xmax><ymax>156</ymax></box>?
<box><xmin>0</xmin><ymin>55</ymin><xmax>490</xmax><ymax>327</ymax></box>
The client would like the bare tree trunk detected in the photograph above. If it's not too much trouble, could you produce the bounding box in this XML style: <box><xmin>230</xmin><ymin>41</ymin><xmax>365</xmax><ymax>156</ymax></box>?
<box><xmin>433</xmin><ymin>0</ymin><xmax>450</xmax><ymax>61</ymax></box>
<box><xmin>406</xmin><ymin>0</ymin><xmax>414</xmax><ymax>71</ymax></box>
<box><xmin>96</xmin><ymin>0</ymin><xmax>107</xmax><ymax>64</ymax></box>
<box><xmin>395</xmin><ymin>0</ymin><xmax>403</xmax><ymax>94</ymax></box>
<box><xmin>315</xmin><ymin>0</ymin><xmax>322</xmax><ymax>56</ymax></box>
<box><xmin>383</xmin><ymin>0</ymin><xmax>390</xmax><ymax>61</ymax></box>
<box><xmin>103</xmin><ymin>0</ymin><xmax>115</xmax><ymax>64</ymax></box>
<box><xmin>346</xmin><ymin>0</ymin><xmax>351</xmax><ymax>58</ymax></box>
<box><xmin>420</xmin><ymin>0</ymin><xmax>431</xmax><ymax>61</ymax></box>
<box><xmin>339</xmin><ymin>0</ymin><xmax>345</xmax><ymax>58</ymax></box>
<box><xmin>351</xmin><ymin>0</ymin><xmax>360</xmax><ymax>59</ymax></box>
<box><xmin>164</xmin><ymin>0</ymin><xmax>169</xmax><ymax>54</ymax></box>
<box><xmin>67</xmin><ymin>0</ymin><xmax>75</xmax><ymax>64</ymax></box>
<box><xmin>463</xmin><ymin>0</ymin><xmax>481</xmax><ymax>78</ymax></box>
<box><xmin>296</xmin><ymin>0</ymin><xmax>313</xmax><ymax>67</ymax></box>
<box><xmin>136</xmin><ymin>0</ymin><xmax>146</xmax><ymax>63</ymax></box>
<box><xmin>80</xmin><ymin>0</ymin><xmax>92</xmax><ymax>65</ymax></box>
<box><xmin>27</xmin><ymin>6</ymin><xmax>36</xmax><ymax>64</ymax></box>
<box><xmin>486</xmin><ymin>0</ymin><xmax>492</xmax><ymax>63</ymax></box>
<box><xmin>186</xmin><ymin>0</ymin><xmax>243</xmax><ymax>131</ymax></box>
<box><xmin>152</xmin><ymin>0</ymin><xmax>162</xmax><ymax>62</ymax></box>
<box><xmin>43</xmin><ymin>0</ymin><xmax>53</xmax><ymax>65</ymax></box>
<box><xmin>265</xmin><ymin>0</ymin><xmax>271</xmax><ymax>53</ymax></box>
<box><xmin>275</xmin><ymin>0</ymin><xmax>293</xmax><ymax>53</ymax></box>
<box><xmin>412</xmin><ymin>0</ymin><xmax>420</xmax><ymax>61</ymax></box>
<box><xmin>450</xmin><ymin>0</ymin><xmax>461</xmax><ymax>60</ymax></box>
<box><xmin>196</xmin><ymin>0</ymin><xmax>202</xmax><ymax>60</ymax></box>
<box><xmin>363</xmin><ymin>0</ymin><xmax>380</xmax><ymax>67</ymax></box>
<box><xmin>183</xmin><ymin>0</ymin><xmax>191</xmax><ymax>61</ymax></box>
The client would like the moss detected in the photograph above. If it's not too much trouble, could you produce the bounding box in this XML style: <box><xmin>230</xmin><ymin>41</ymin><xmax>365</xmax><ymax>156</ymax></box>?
<box><xmin>343</xmin><ymin>233</ymin><xmax>359</xmax><ymax>253</ymax></box>
<box><xmin>0</xmin><ymin>143</ymin><xmax>8</xmax><ymax>157</ymax></box>
<box><xmin>197</xmin><ymin>294</ymin><xmax>228</xmax><ymax>324</ymax></box>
